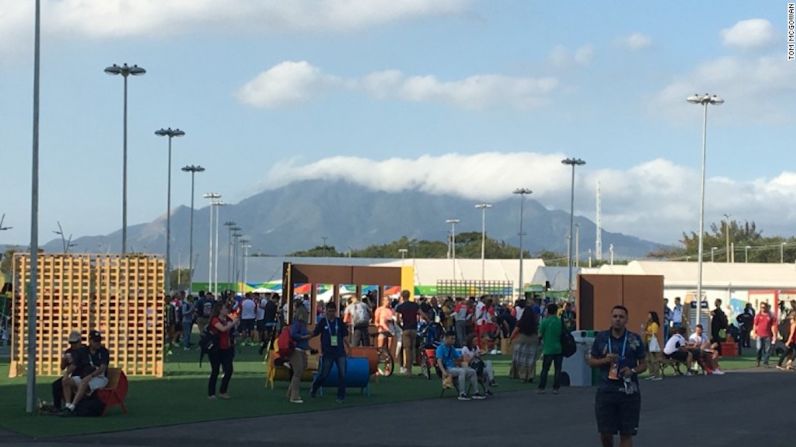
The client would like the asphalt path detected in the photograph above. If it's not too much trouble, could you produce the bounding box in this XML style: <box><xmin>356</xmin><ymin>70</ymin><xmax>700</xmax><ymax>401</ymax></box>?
<box><xmin>8</xmin><ymin>368</ymin><xmax>796</xmax><ymax>447</ymax></box>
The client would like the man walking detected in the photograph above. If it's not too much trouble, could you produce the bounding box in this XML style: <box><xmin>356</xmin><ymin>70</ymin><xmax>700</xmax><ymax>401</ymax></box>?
<box><xmin>588</xmin><ymin>305</ymin><xmax>647</xmax><ymax>447</ymax></box>
<box><xmin>537</xmin><ymin>303</ymin><xmax>564</xmax><ymax>394</ymax></box>
<box><xmin>311</xmin><ymin>301</ymin><xmax>350</xmax><ymax>403</ymax></box>
<box><xmin>754</xmin><ymin>302</ymin><xmax>776</xmax><ymax>367</ymax></box>
<box><xmin>396</xmin><ymin>290</ymin><xmax>421</xmax><ymax>375</ymax></box>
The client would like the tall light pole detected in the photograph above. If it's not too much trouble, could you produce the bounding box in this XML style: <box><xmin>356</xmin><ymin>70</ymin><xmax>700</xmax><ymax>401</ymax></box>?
<box><xmin>745</xmin><ymin>245</ymin><xmax>751</xmax><ymax>263</ymax></box>
<box><xmin>240</xmin><ymin>239</ymin><xmax>250</xmax><ymax>292</ymax></box>
<box><xmin>26</xmin><ymin>0</ymin><xmax>42</xmax><ymax>414</ymax></box>
<box><xmin>203</xmin><ymin>193</ymin><xmax>221</xmax><ymax>294</ymax></box>
<box><xmin>321</xmin><ymin>236</ymin><xmax>328</xmax><ymax>257</ymax></box>
<box><xmin>723</xmin><ymin>213</ymin><xmax>731</xmax><ymax>263</ymax></box>
<box><xmin>223</xmin><ymin>222</ymin><xmax>237</xmax><ymax>288</ymax></box>
<box><xmin>562</xmin><ymin>157</ymin><xmax>586</xmax><ymax>298</ymax></box>
<box><xmin>781</xmin><ymin>242</ymin><xmax>787</xmax><ymax>263</ymax></box>
<box><xmin>711</xmin><ymin>247</ymin><xmax>717</xmax><ymax>263</ymax></box>
<box><xmin>105</xmin><ymin>62</ymin><xmax>146</xmax><ymax>255</ymax></box>
<box><xmin>475</xmin><ymin>203</ymin><xmax>492</xmax><ymax>284</ymax></box>
<box><xmin>687</xmin><ymin>93</ymin><xmax>724</xmax><ymax>329</ymax></box>
<box><xmin>513</xmin><ymin>188</ymin><xmax>532</xmax><ymax>298</ymax></box>
<box><xmin>446</xmin><ymin>219</ymin><xmax>460</xmax><ymax>282</ymax></box>
<box><xmin>155</xmin><ymin>128</ymin><xmax>186</xmax><ymax>292</ymax></box>
<box><xmin>398</xmin><ymin>248</ymin><xmax>408</xmax><ymax>264</ymax></box>
<box><xmin>232</xmin><ymin>231</ymin><xmax>243</xmax><ymax>288</ymax></box>
<box><xmin>575</xmin><ymin>223</ymin><xmax>580</xmax><ymax>268</ymax></box>
<box><xmin>182</xmin><ymin>165</ymin><xmax>204</xmax><ymax>293</ymax></box>
<box><xmin>213</xmin><ymin>202</ymin><xmax>225</xmax><ymax>294</ymax></box>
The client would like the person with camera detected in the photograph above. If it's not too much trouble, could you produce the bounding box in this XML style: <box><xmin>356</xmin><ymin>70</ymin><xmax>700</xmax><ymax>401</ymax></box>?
<box><xmin>588</xmin><ymin>305</ymin><xmax>647</xmax><ymax>447</ymax></box>
<box><xmin>207</xmin><ymin>302</ymin><xmax>239</xmax><ymax>399</ymax></box>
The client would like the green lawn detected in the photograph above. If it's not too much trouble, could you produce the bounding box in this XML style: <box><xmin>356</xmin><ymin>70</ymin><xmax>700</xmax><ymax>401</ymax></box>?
<box><xmin>0</xmin><ymin>344</ymin><xmax>763</xmax><ymax>438</ymax></box>
<box><xmin>0</xmin><ymin>345</ymin><xmax>530</xmax><ymax>437</ymax></box>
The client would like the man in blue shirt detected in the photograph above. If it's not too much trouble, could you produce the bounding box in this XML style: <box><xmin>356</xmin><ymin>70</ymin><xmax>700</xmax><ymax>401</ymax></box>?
<box><xmin>588</xmin><ymin>305</ymin><xmax>647</xmax><ymax>447</ymax></box>
<box><xmin>436</xmin><ymin>331</ymin><xmax>484</xmax><ymax>401</ymax></box>
<box><xmin>310</xmin><ymin>301</ymin><xmax>350</xmax><ymax>402</ymax></box>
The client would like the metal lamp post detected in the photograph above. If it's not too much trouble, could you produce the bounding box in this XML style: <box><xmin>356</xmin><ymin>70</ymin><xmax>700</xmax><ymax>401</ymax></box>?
<box><xmin>513</xmin><ymin>188</ymin><xmax>532</xmax><ymax>298</ymax></box>
<box><xmin>223</xmin><ymin>222</ymin><xmax>237</xmax><ymax>288</ymax></box>
<box><xmin>745</xmin><ymin>245</ymin><xmax>751</xmax><ymax>263</ymax></box>
<box><xmin>711</xmin><ymin>247</ymin><xmax>717</xmax><ymax>263</ymax></box>
<box><xmin>240</xmin><ymin>239</ymin><xmax>250</xmax><ymax>292</ymax></box>
<box><xmin>446</xmin><ymin>219</ymin><xmax>460</xmax><ymax>282</ymax></box>
<box><xmin>687</xmin><ymin>93</ymin><xmax>724</xmax><ymax>329</ymax></box>
<box><xmin>781</xmin><ymin>242</ymin><xmax>787</xmax><ymax>263</ymax></box>
<box><xmin>182</xmin><ymin>165</ymin><xmax>204</xmax><ymax>293</ymax></box>
<box><xmin>105</xmin><ymin>63</ymin><xmax>146</xmax><ymax>255</ymax></box>
<box><xmin>203</xmin><ymin>193</ymin><xmax>221</xmax><ymax>293</ymax></box>
<box><xmin>475</xmin><ymin>203</ymin><xmax>492</xmax><ymax>285</ymax></box>
<box><xmin>398</xmin><ymin>248</ymin><xmax>408</xmax><ymax>262</ymax></box>
<box><xmin>26</xmin><ymin>0</ymin><xmax>42</xmax><ymax>414</ymax></box>
<box><xmin>562</xmin><ymin>157</ymin><xmax>586</xmax><ymax>298</ymax></box>
<box><xmin>155</xmin><ymin>128</ymin><xmax>185</xmax><ymax>292</ymax></box>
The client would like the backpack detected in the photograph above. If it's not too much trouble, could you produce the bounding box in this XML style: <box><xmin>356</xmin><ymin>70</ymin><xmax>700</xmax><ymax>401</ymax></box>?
<box><xmin>560</xmin><ymin>318</ymin><xmax>576</xmax><ymax>358</ymax></box>
<box><xmin>198</xmin><ymin>325</ymin><xmax>219</xmax><ymax>367</ymax></box>
<box><xmin>74</xmin><ymin>394</ymin><xmax>105</xmax><ymax>417</ymax></box>
<box><xmin>277</xmin><ymin>326</ymin><xmax>295</xmax><ymax>359</ymax></box>
<box><xmin>353</xmin><ymin>303</ymin><xmax>370</xmax><ymax>326</ymax></box>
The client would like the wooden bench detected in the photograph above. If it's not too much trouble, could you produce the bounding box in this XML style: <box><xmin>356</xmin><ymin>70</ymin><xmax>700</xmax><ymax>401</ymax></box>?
<box><xmin>95</xmin><ymin>367</ymin><xmax>128</xmax><ymax>416</ymax></box>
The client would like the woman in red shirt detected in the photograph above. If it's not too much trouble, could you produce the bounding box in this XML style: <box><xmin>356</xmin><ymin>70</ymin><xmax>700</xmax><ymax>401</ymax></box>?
<box><xmin>208</xmin><ymin>302</ymin><xmax>239</xmax><ymax>399</ymax></box>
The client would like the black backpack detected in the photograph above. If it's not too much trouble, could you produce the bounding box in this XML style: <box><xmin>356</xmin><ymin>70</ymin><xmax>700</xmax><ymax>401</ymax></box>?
<box><xmin>74</xmin><ymin>394</ymin><xmax>105</xmax><ymax>417</ymax></box>
<box><xmin>560</xmin><ymin>318</ymin><xmax>577</xmax><ymax>358</ymax></box>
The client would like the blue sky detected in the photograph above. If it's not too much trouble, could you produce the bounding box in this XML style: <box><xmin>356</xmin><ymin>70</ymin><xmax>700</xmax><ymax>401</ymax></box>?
<box><xmin>0</xmin><ymin>0</ymin><xmax>794</xmax><ymax>246</ymax></box>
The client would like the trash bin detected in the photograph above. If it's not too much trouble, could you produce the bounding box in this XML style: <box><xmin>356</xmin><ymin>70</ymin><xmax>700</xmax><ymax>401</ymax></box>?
<box><xmin>562</xmin><ymin>330</ymin><xmax>596</xmax><ymax>387</ymax></box>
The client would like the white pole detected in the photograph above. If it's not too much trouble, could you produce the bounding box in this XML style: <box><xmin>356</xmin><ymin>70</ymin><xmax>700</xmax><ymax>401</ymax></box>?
<box><xmin>696</xmin><ymin>102</ymin><xmax>708</xmax><ymax>330</ymax></box>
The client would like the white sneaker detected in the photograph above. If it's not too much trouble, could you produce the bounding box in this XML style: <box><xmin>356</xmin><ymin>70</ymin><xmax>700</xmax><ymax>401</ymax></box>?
<box><xmin>400</xmin><ymin>367</ymin><xmax>408</xmax><ymax>374</ymax></box>
<box><xmin>650</xmin><ymin>376</ymin><xmax>663</xmax><ymax>381</ymax></box>
<box><xmin>457</xmin><ymin>394</ymin><xmax>471</xmax><ymax>401</ymax></box>
<box><xmin>472</xmin><ymin>393</ymin><xmax>486</xmax><ymax>400</ymax></box>
<box><xmin>290</xmin><ymin>399</ymin><xmax>304</xmax><ymax>404</ymax></box>
<box><xmin>713</xmin><ymin>369</ymin><xmax>725</xmax><ymax>375</ymax></box>
<box><xmin>489</xmin><ymin>349</ymin><xmax>499</xmax><ymax>355</ymax></box>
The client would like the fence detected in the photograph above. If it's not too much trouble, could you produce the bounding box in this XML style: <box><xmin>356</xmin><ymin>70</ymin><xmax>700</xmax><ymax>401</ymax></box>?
<box><xmin>435</xmin><ymin>280</ymin><xmax>514</xmax><ymax>300</ymax></box>
<box><xmin>9</xmin><ymin>254</ymin><xmax>165</xmax><ymax>377</ymax></box>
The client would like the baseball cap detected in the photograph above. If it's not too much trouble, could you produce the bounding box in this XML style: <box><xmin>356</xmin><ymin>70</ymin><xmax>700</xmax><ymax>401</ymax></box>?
<box><xmin>89</xmin><ymin>330</ymin><xmax>102</xmax><ymax>342</ymax></box>
<box><xmin>68</xmin><ymin>331</ymin><xmax>82</xmax><ymax>343</ymax></box>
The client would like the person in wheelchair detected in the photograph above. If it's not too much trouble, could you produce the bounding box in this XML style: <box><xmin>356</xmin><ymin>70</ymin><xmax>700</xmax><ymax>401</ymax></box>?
<box><xmin>436</xmin><ymin>330</ymin><xmax>484</xmax><ymax>401</ymax></box>
<box><xmin>461</xmin><ymin>334</ymin><xmax>496</xmax><ymax>395</ymax></box>
<box><xmin>663</xmin><ymin>326</ymin><xmax>695</xmax><ymax>375</ymax></box>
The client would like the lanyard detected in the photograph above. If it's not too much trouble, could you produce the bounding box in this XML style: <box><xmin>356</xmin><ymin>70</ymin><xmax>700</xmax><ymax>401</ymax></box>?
<box><xmin>608</xmin><ymin>331</ymin><xmax>628</xmax><ymax>360</ymax></box>
<box><xmin>327</xmin><ymin>318</ymin><xmax>337</xmax><ymax>337</ymax></box>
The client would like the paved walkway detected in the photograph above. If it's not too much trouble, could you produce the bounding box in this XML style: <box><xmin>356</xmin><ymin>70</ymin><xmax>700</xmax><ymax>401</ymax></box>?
<box><xmin>12</xmin><ymin>368</ymin><xmax>796</xmax><ymax>447</ymax></box>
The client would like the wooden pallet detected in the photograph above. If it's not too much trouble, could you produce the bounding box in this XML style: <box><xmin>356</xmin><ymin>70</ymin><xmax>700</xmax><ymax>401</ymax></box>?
<box><xmin>10</xmin><ymin>254</ymin><xmax>165</xmax><ymax>378</ymax></box>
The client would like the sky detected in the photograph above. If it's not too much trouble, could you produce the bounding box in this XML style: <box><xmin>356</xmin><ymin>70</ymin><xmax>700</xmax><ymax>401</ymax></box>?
<box><xmin>0</xmin><ymin>0</ymin><xmax>794</xmax><ymax>248</ymax></box>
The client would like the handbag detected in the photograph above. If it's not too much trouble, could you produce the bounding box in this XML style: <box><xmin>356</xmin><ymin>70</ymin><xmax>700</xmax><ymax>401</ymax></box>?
<box><xmin>648</xmin><ymin>335</ymin><xmax>661</xmax><ymax>353</ymax></box>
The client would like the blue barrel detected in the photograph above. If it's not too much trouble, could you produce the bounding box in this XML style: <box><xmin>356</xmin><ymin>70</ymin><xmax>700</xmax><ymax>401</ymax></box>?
<box><xmin>316</xmin><ymin>356</ymin><xmax>370</xmax><ymax>390</ymax></box>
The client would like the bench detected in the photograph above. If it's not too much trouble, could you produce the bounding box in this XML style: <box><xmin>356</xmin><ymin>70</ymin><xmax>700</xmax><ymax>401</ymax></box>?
<box><xmin>95</xmin><ymin>367</ymin><xmax>128</xmax><ymax>416</ymax></box>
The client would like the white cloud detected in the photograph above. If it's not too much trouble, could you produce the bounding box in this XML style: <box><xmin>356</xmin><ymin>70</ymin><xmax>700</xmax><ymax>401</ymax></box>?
<box><xmin>721</xmin><ymin>19</ymin><xmax>776</xmax><ymax>49</ymax></box>
<box><xmin>652</xmin><ymin>55</ymin><xmax>796</xmax><ymax>123</ymax></box>
<box><xmin>259</xmin><ymin>153</ymin><xmax>796</xmax><ymax>244</ymax></box>
<box><xmin>548</xmin><ymin>44</ymin><xmax>594</xmax><ymax>67</ymax></box>
<box><xmin>237</xmin><ymin>62</ymin><xmax>559</xmax><ymax>110</ymax></box>
<box><xmin>235</xmin><ymin>61</ymin><xmax>342</xmax><ymax>107</ymax></box>
<box><xmin>0</xmin><ymin>0</ymin><xmax>470</xmax><ymax>56</ymax></box>
<box><xmin>619</xmin><ymin>32</ymin><xmax>652</xmax><ymax>50</ymax></box>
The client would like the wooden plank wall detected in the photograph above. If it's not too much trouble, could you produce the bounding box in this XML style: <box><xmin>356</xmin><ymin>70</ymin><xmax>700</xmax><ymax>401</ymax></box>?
<box><xmin>10</xmin><ymin>254</ymin><xmax>164</xmax><ymax>378</ymax></box>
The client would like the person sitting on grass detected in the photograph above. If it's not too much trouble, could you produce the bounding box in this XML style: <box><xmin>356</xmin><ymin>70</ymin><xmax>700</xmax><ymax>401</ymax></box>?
<box><xmin>461</xmin><ymin>334</ymin><xmax>496</xmax><ymax>395</ymax></box>
<box><xmin>66</xmin><ymin>330</ymin><xmax>110</xmax><ymax>413</ymax></box>
<box><xmin>436</xmin><ymin>330</ymin><xmax>484</xmax><ymax>401</ymax></box>
<box><xmin>663</xmin><ymin>326</ymin><xmax>695</xmax><ymax>375</ymax></box>
<box><xmin>689</xmin><ymin>324</ymin><xmax>724</xmax><ymax>375</ymax></box>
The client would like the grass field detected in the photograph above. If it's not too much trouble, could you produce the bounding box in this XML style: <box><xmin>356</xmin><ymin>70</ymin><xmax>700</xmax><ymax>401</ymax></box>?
<box><xmin>0</xmin><ymin>343</ymin><xmax>764</xmax><ymax>438</ymax></box>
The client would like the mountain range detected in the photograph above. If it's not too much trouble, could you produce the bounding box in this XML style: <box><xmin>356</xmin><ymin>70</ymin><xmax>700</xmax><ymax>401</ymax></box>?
<box><xmin>34</xmin><ymin>180</ymin><xmax>664</xmax><ymax>264</ymax></box>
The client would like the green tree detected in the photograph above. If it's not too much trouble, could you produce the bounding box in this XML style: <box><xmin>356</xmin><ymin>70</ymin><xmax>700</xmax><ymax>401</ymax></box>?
<box><xmin>649</xmin><ymin>220</ymin><xmax>795</xmax><ymax>263</ymax></box>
